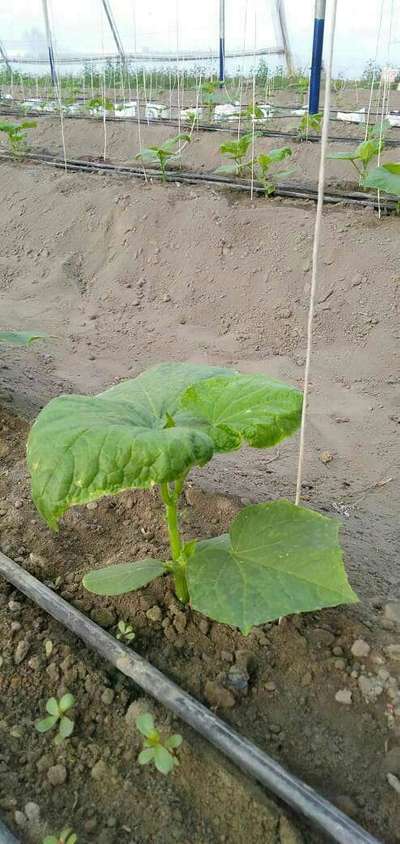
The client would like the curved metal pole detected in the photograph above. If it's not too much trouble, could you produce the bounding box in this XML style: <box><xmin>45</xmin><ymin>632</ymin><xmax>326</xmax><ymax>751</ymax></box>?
<box><xmin>0</xmin><ymin>552</ymin><xmax>381</xmax><ymax>844</ymax></box>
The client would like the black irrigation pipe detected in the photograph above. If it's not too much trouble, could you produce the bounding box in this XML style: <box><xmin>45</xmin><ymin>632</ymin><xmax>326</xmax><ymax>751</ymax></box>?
<box><xmin>0</xmin><ymin>552</ymin><xmax>381</xmax><ymax>844</ymax></box>
<box><xmin>1</xmin><ymin>149</ymin><xmax>398</xmax><ymax>212</ymax></box>
<box><xmin>1</xmin><ymin>108</ymin><xmax>400</xmax><ymax>147</ymax></box>
<box><xmin>0</xmin><ymin>820</ymin><xmax>19</xmax><ymax>844</ymax></box>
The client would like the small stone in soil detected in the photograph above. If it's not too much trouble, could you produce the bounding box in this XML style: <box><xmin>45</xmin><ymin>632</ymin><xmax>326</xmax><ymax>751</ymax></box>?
<box><xmin>90</xmin><ymin>608</ymin><xmax>116</xmax><ymax>628</ymax></box>
<box><xmin>14</xmin><ymin>640</ymin><xmax>30</xmax><ymax>665</ymax></box>
<box><xmin>335</xmin><ymin>689</ymin><xmax>352</xmax><ymax>705</ymax></box>
<box><xmin>351</xmin><ymin>639</ymin><xmax>370</xmax><ymax>658</ymax></box>
<box><xmin>385</xmin><ymin>644</ymin><xmax>400</xmax><ymax>661</ymax></box>
<box><xmin>204</xmin><ymin>680</ymin><xmax>235</xmax><ymax>709</ymax></box>
<box><xmin>47</xmin><ymin>764</ymin><xmax>67</xmax><ymax>786</ymax></box>
<box><xmin>101</xmin><ymin>688</ymin><xmax>115</xmax><ymax>706</ymax></box>
<box><xmin>384</xmin><ymin>601</ymin><xmax>400</xmax><ymax>624</ymax></box>
<box><xmin>91</xmin><ymin>759</ymin><xmax>109</xmax><ymax>782</ymax></box>
<box><xmin>146</xmin><ymin>605</ymin><xmax>162</xmax><ymax>622</ymax></box>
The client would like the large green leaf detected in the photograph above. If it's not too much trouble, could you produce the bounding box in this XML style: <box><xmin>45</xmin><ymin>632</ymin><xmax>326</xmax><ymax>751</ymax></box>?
<box><xmin>363</xmin><ymin>162</ymin><xmax>400</xmax><ymax>196</ymax></box>
<box><xmin>178</xmin><ymin>374</ymin><xmax>302</xmax><ymax>451</ymax></box>
<box><xmin>28</xmin><ymin>364</ymin><xmax>302</xmax><ymax>529</ymax></box>
<box><xmin>27</xmin><ymin>363</ymin><xmax>233</xmax><ymax>528</ymax></box>
<box><xmin>187</xmin><ymin>500</ymin><xmax>357</xmax><ymax>632</ymax></box>
<box><xmin>0</xmin><ymin>330</ymin><xmax>48</xmax><ymax>346</ymax></box>
<box><xmin>83</xmin><ymin>558</ymin><xmax>166</xmax><ymax>595</ymax></box>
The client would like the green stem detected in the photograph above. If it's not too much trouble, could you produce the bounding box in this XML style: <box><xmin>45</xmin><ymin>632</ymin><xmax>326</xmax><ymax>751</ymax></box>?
<box><xmin>160</xmin><ymin>481</ymin><xmax>189</xmax><ymax>604</ymax></box>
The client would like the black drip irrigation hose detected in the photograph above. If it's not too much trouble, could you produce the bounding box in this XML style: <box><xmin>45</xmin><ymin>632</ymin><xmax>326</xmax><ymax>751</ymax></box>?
<box><xmin>1</xmin><ymin>108</ymin><xmax>400</xmax><ymax>147</ymax></box>
<box><xmin>0</xmin><ymin>820</ymin><xmax>19</xmax><ymax>844</ymax></box>
<box><xmin>0</xmin><ymin>552</ymin><xmax>381</xmax><ymax>844</ymax></box>
<box><xmin>0</xmin><ymin>149</ymin><xmax>398</xmax><ymax>213</ymax></box>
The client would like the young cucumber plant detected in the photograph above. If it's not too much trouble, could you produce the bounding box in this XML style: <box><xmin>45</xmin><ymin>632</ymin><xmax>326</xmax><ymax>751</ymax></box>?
<box><xmin>298</xmin><ymin>112</ymin><xmax>322</xmax><ymax>140</ymax></box>
<box><xmin>0</xmin><ymin>119</ymin><xmax>37</xmax><ymax>158</ymax></box>
<box><xmin>27</xmin><ymin>363</ymin><xmax>357</xmax><ymax>634</ymax></box>
<box><xmin>215</xmin><ymin>132</ymin><xmax>261</xmax><ymax>178</ymax></box>
<box><xmin>35</xmin><ymin>694</ymin><xmax>75</xmax><ymax>745</ymax></box>
<box><xmin>135</xmin><ymin>134</ymin><xmax>191</xmax><ymax>182</ymax></box>
<box><xmin>363</xmin><ymin>161</ymin><xmax>400</xmax><ymax>200</ymax></box>
<box><xmin>327</xmin><ymin>120</ymin><xmax>389</xmax><ymax>185</ymax></box>
<box><xmin>201</xmin><ymin>80</ymin><xmax>218</xmax><ymax>121</ymax></box>
<box><xmin>136</xmin><ymin>713</ymin><xmax>182</xmax><ymax>775</ymax></box>
<box><xmin>256</xmin><ymin>147</ymin><xmax>294</xmax><ymax>195</ymax></box>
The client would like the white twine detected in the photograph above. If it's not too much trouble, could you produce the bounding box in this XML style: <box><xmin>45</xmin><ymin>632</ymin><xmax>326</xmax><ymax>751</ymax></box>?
<box><xmin>295</xmin><ymin>0</ymin><xmax>338</xmax><ymax>506</ymax></box>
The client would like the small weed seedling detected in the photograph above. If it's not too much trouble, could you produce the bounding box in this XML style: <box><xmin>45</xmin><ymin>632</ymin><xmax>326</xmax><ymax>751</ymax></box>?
<box><xmin>297</xmin><ymin>112</ymin><xmax>322</xmax><ymax>140</ymax></box>
<box><xmin>256</xmin><ymin>147</ymin><xmax>294</xmax><ymax>194</ymax></box>
<box><xmin>42</xmin><ymin>831</ymin><xmax>77</xmax><ymax>844</ymax></box>
<box><xmin>328</xmin><ymin>120</ymin><xmax>390</xmax><ymax>185</ymax></box>
<box><xmin>215</xmin><ymin>132</ymin><xmax>260</xmax><ymax>177</ymax></box>
<box><xmin>135</xmin><ymin>134</ymin><xmax>191</xmax><ymax>182</ymax></box>
<box><xmin>136</xmin><ymin>713</ymin><xmax>182</xmax><ymax>775</ymax></box>
<box><xmin>0</xmin><ymin>120</ymin><xmax>37</xmax><ymax>158</ymax></box>
<box><xmin>115</xmin><ymin>619</ymin><xmax>135</xmax><ymax>642</ymax></box>
<box><xmin>42</xmin><ymin>830</ymin><xmax>77</xmax><ymax>844</ymax></box>
<box><xmin>28</xmin><ymin>363</ymin><xmax>357</xmax><ymax>634</ymax></box>
<box><xmin>36</xmin><ymin>694</ymin><xmax>75</xmax><ymax>745</ymax></box>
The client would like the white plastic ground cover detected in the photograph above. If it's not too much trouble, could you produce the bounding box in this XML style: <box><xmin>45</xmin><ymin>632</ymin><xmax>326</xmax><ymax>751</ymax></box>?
<box><xmin>114</xmin><ymin>100</ymin><xmax>137</xmax><ymax>118</ymax></box>
<box><xmin>145</xmin><ymin>102</ymin><xmax>169</xmax><ymax>119</ymax></box>
<box><xmin>215</xmin><ymin>102</ymin><xmax>241</xmax><ymax>120</ymax></box>
<box><xmin>180</xmin><ymin>106</ymin><xmax>203</xmax><ymax>120</ymax></box>
<box><xmin>337</xmin><ymin>107</ymin><xmax>366</xmax><ymax>124</ymax></box>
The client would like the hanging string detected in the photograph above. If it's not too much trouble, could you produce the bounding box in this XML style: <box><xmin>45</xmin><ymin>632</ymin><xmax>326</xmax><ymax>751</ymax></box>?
<box><xmin>295</xmin><ymin>0</ymin><xmax>338</xmax><ymax>506</ymax></box>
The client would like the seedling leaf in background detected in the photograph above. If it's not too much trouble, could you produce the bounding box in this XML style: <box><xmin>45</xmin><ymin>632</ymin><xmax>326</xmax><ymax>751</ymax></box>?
<box><xmin>83</xmin><ymin>559</ymin><xmax>166</xmax><ymax>596</ymax></box>
<box><xmin>135</xmin><ymin>134</ymin><xmax>191</xmax><ymax>181</ymax></box>
<box><xmin>0</xmin><ymin>330</ymin><xmax>48</xmax><ymax>345</ymax></box>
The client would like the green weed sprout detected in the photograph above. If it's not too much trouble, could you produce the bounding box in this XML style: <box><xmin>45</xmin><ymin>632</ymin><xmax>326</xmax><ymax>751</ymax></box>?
<box><xmin>35</xmin><ymin>694</ymin><xmax>75</xmax><ymax>745</ymax></box>
<box><xmin>135</xmin><ymin>134</ymin><xmax>191</xmax><ymax>182</ymax></box>
<box><xmin>215</xmin><ymin>132</ymin><xmax>261</xmax><ymax>177</ymax></box>
<box><xmin>115</xmin><ymin>620</ymin><xmax>135</xmax><ymax>642</ymax></box>
<box><xmin>256</xmin><ymin>147</ymin><xmax>294</xmax><ymax>194</ymax></box>
<box><xmin>0</xmin><ymin>120</ymin><xmax>37</xmax><ymax>158</ymax></box>
<box><xmin>136</xmin><ymin>713</ymin><xmax>182</xmax><ymax>775</ymax></box>
<box><xmin>27</xmin><ymin>362</ymin><xmax>357</xmax><ymax>634</ymax></box>
<box><xmin>42</xmin><ymin>830</ymin><xmax>77</xmax><ymax>844</ymax></box>
<box><xmin>327</xmin><ymin>120</ymin><xmax>390</xmax><ymax>185</ymax></box>
<box><xmin>297</xmin><ymin>112</ymin><xmax>323</xmax><ymax>140</ymax></box>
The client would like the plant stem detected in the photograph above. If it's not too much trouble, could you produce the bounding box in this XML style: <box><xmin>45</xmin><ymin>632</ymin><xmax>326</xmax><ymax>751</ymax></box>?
<box><xmin>160</xmin><ymin>481</ymin><xmax>189</xmax><ymax>604</ymax></box>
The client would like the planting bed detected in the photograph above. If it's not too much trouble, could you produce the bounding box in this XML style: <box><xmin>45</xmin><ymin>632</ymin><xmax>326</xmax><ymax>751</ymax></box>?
<box><xmin>0</xmin><ymin>121</ymin><xmax>399</xmax><ymax>843</ymax></box>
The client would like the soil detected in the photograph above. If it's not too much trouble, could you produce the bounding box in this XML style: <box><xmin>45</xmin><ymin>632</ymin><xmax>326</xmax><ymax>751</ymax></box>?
<box><xmin>0</xmin><ymin>107</ymin><xmax>400</xmax><ymax>843</ymax></box>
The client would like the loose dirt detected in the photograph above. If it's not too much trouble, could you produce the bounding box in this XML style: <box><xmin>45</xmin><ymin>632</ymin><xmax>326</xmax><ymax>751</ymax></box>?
<box><xmin>0</xmin><ymin>117</ymin><xmax>399</xmax><ymax>843</ymax></box>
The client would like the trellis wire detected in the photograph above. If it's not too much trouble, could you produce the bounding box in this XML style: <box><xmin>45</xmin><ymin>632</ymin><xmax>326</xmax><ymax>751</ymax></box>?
<box><xmin>295</xmin><ymin>0</ymin><xmax>338</xmax><ymax>506</ymax></box>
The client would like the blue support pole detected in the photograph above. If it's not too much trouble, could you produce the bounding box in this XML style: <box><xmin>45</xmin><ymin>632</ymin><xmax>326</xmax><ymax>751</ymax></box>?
<box><xmin>309</xmin><ymin>0</ymin><xmax>326</xmax><ymax>114</ymax></box>
<box><xmin>219</xmin><ymin>0</ymin><xmax>225</xmax><ymax>87</ymax></box>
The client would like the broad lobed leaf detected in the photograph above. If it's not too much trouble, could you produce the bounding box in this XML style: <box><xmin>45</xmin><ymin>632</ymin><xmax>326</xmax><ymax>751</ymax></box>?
<box><xmin>363</xmin><ymin>163</ymin><xmax>400</xmax><ymax>196</ymax></box>
<box><xmin>187</xmin><ymin>500</ymin><xmax>357</xmax><ymax>632</ymax></box>
<box><xmin>28</xmin><ymin>363</ymin><xmax>302</xmax><ymax>529</ymax></box>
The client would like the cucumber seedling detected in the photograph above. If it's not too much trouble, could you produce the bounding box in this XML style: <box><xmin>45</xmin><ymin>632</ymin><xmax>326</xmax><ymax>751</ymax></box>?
<box><xmin>215</xmin><ymin>132</ymin><xmax>261</xmax><ymax>177</ymax></box>
<box><xmin>256</xmin><ymin>146</ymin><xmax>294</xmax><ymax>194</ymax></box>
<box><xmin>328</xmin><ymin>119</ymin><xmax>390</xmax><ymax>185</ymax></box>
<box><xmin>136</xmin><ymin>713</ymin><xmax>182</xmax><ymax>775</ymax></box>
<box><xmin>297</xmin><ymin>112</ymin><xmax>322</xmax><ymax>140</ymax></box>
<box><xmin>0</xmin><ymin>119</ymin><xmax>37</xmax><ymax>158</ymax></box>
<box><xmin>201</xmin><ymin>80</ymin><xmax>218</xmax><ymax>121</ymax></box>
<box><xmin>135</xmin><ymin>133</ymin><xmax>191</xmax><ymax>182</ymax></box>
<box><xmin>363</xmin><ymin>161</ymin><xmax>400</xmax><ymax>200</ymax></box>
<box><xmin>28</xmin><ymin>362</ymin><xmax>357</xmax><ymax>634</ymax></box>
<box><xmin>35</xmin><ymin>694</ymin><xmax>75</xmax><ymax>745</ymax></box>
